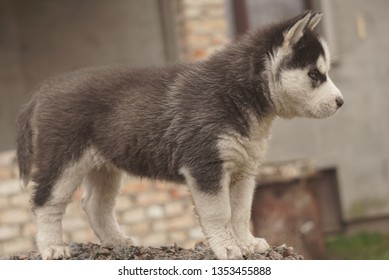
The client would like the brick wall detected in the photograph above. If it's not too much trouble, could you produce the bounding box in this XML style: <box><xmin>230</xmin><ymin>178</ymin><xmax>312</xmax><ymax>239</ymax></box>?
<box><xmin>177</xmin><ymin>0</ymin><xmax>230</xmax><ymax>60</ymax></box>
<box><xmin>0</xmin><ymin>150</ymin><xmax>204</xmax><ymax>256</ymax></box>
<box><xmin>0</xmin><ymin>151</ymin><xmax>35</xmax><ymax>255</ymax></box>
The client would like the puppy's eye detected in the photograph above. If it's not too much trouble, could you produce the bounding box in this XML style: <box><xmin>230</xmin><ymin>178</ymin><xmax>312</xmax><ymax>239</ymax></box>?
<box><xmin>308</xmin><ymin>69</ymin><xmax>320</xmax><ymax>81</ymax></box>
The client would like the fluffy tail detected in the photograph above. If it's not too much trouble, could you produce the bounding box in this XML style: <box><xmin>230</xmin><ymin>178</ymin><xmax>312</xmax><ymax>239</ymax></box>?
<box><xmin>16</xmin><ymin>101</ymin><xmax>35</xmax><ymax>188</ymax></box>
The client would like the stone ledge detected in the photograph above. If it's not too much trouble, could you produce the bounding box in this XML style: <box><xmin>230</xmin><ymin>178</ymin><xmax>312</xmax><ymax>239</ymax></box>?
<box><xmin>1</xmin><ymin>242</ymin><xmax>304</xmax><ymax>260</ymax></box>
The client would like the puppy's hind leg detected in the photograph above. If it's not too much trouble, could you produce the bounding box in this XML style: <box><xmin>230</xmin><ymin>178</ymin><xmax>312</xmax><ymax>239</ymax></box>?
<box><xmin>82</xmin><ymin>166</ymin><xmax>136</xmax><ymax>246</ymax></box>
<box><xmin>33</xmin><ymin>163</ymin><xmax>86</xmax><ymax>260</ymax></box>
<box><xmin>230</xmin><ymin>175</ymin><xmax>270</xmax><ymax>255</ymax></box>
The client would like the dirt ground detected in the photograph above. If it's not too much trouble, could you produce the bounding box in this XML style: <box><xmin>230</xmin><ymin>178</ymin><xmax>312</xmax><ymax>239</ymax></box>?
<box><xmin>2</xmin><ymin>242</ymin><xmax>303</xmax><ymax>260</ymax></box>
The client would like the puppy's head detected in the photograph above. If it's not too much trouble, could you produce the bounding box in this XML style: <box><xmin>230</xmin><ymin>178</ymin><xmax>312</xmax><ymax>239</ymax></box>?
<box><xmin>266</xmin><ymin>11</ymin><xmax>343</xmax><ymax>119</ymax></box>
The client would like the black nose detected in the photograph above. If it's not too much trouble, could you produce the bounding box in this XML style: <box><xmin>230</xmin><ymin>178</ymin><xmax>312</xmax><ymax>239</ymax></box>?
<box><xmin>336</xmin><ymin>97</ymin><xmax>344</xmax><ymax>108</ymax></box>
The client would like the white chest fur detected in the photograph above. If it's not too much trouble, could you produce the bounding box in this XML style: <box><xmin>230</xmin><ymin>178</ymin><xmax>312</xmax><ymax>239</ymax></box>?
<box><xmin>217</xmin><ymin>115</ymin><xmax>275</xmax><ymax>180</ymax></box>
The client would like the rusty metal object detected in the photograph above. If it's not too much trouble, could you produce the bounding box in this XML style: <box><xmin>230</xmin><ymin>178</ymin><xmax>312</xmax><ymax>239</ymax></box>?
<box><xmin>252</xmin><ymin>159</ymin><xmax>326</xmax><ymax>259</ymax></box>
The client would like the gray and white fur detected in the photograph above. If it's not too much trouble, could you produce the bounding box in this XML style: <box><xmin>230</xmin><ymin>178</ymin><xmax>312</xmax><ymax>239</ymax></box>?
<box><xmin>16</xmin><ymin>11</ymin><xmax>343</xmax><ymax>260</ymax></box>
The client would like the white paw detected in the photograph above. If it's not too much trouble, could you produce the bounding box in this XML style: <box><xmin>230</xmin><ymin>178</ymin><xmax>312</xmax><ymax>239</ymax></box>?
<box><xmin>226</xmin><ymin>244</ymin><xmax>244</xmax><ymax>259</ymax></box>
<box><xmin>41</xmin><ymin>245</ymin><xmax>71</xmax><ymax>260</ymax></box>
<box><xmin>120</xmin><ymin>237</ymin><xmax>138</xmax><ymax>246</ymax></box>
<box><xmin>211</xmin><ymin>243</ymin><xmax>243</xmax><ymax>260</ymax></box>
<box><xmin>208</xmin><ymin>235</ymin><xmax>244</xmax><ymax>260</ymax></box>
<box><xmin>239</xmin><ymin>238</ymin><xmax>270</xmax><ymax>255</ymax></box>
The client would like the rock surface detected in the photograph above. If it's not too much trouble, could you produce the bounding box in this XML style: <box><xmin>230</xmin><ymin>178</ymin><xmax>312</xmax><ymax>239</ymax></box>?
<box><xmin>1</xmin><ymin>242</ymin><xmax>303</xmax><ymax>260</ymax></box>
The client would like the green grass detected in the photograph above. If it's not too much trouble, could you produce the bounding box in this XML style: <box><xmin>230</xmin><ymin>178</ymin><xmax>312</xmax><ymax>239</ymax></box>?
<box><xmin>325</xmin><ymin>232</ymin><xmax>389</xmax><ymax>260</ymax></box>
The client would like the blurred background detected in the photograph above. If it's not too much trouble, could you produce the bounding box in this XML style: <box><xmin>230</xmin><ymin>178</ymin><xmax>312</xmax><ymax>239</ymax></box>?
<box><xmin>0</xmin><ymin>0</ymin><xmax>388</xmax><ymax>259</ymax></box>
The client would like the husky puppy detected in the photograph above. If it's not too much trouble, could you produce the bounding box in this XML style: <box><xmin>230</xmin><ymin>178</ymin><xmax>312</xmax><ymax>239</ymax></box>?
<box><xmin>16</xmin><ymin>11</ymin><xmax>343</xmax><ymax>260</ymax></box>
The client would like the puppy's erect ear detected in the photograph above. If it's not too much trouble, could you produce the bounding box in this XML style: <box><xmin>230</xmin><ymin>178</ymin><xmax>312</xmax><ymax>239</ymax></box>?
<box><xmin>284</xmin><ymin>11</ymin><xmax>312</xmax><ymax>46</ymax></box>
<box><xmin>307</xmin><ymin>12</ymin><xmax>323</xmax><ymax>30</ymax></box>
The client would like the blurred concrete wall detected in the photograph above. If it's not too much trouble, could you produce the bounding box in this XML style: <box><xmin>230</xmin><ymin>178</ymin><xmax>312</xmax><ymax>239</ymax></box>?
<box><xmin>250</xmin><ymin>0</ymin><xmax>389</xmax><ymax>221</ymax></box>
<box><xmin>0</xmin><ymin>0</ymin><xmax>167</xmax><ymax>150</ymax></box>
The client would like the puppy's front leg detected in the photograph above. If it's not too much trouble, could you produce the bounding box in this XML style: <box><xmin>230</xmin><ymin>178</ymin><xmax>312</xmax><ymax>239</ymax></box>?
<box><xmin>230</xmin><ymin>176</ymin><xmax>270</xmax><ymax>255</ymax></box>
<box><xmin>180</xmin><ymin>167</ymin><xmax>242</xmax><ymax>260</ymax></box>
